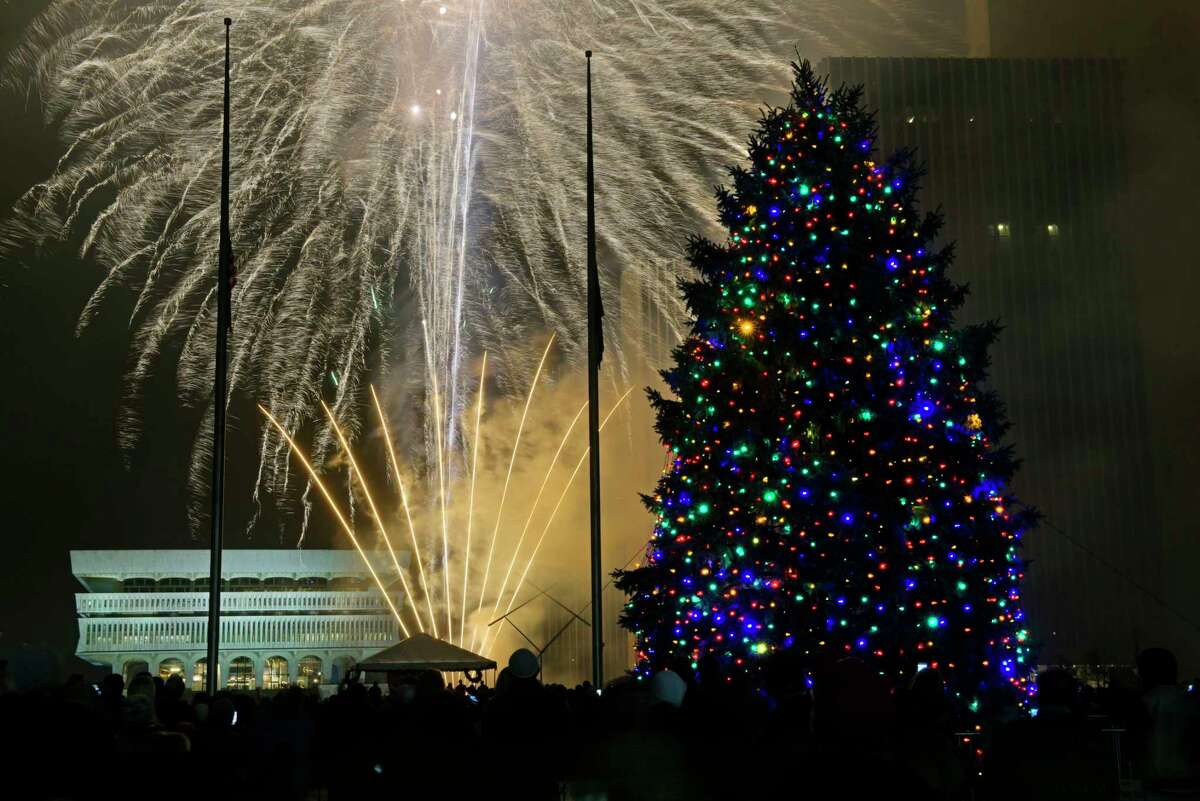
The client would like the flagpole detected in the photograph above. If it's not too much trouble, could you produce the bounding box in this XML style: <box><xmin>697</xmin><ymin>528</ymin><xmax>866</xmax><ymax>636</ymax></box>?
<box><xmin>585</xmin><ymin>49</ymin><xmax>604</xmax><ymax>692</ymax></box>
<box><xmin>205</xmin><ymin>16</ymin><xmax>233</xmax><ymax>696</ymax></box>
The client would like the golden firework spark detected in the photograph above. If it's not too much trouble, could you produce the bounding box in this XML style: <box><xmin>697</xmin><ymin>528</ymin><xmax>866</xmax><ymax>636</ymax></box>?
<box><xmin>320</xmin><ymin>401</ymin><xmax>422</xmax><ymax>632</ymax></box>
<box><xmin>259</xmin><ymin>405</ymin><xmax>408</xmax><ymax>634</ymax></box>
<box><xmin>480</xmin><ymin>387</ymin><xmax>633</xmax><ymax>655</ymax></box>
<box><xmin>471</xmin><ymin>334</ymin><xmax>555</xmax><ymax>650</ymax></box>
<box><xmin>460</xmin><ymin>352</ymin><xmax>487</xmax><ymax>647</ymax></box>
<box><xmin>371</xmin><ymin>384</ymin><xmax>438</xmax><ymax>636</ymax></box>
<box><xmin>266</xmin><ymin>342</ymin><xmax>633</xmax><ymax>663</ymax></box>
<box><xmin>480</xmin><ymin>399</ymin><xmax>587</xmax><ymax>651</ymax></box>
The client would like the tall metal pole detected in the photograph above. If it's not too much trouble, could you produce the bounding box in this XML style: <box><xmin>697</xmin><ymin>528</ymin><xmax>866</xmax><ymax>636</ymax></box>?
<box><xmin>205</xmin><ymin>17</ymin><xmax>233</xmax><ymax>696</ymax></box>
<box><xmin>585</xmin><ymin>50</ymin><xmax>604</xmax><ymax>692</ymax></box>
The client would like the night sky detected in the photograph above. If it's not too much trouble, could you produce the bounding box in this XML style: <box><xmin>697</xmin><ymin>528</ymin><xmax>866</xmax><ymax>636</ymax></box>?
<box><xmin>2</xmin><ymin>0</ymin><xmax>1197</xmax><ymax>673</ymax></box>
<box><xmin>0</xmin><ymin>0</ymin><xmax>240</xmax><ymax>661</ymax></box>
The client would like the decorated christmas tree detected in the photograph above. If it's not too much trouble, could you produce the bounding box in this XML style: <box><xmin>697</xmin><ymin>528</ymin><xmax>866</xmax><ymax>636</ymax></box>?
<box><xmin>616</xmin><ymin>62</ymin><xmax>1036</xmax><ymax>708</ymax></box>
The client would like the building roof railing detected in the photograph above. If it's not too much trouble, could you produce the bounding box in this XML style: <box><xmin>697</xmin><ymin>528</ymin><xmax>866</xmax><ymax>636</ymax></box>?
<box><xmin>75</xmin><ymin>590</ymin><xmax>405</xmax><ymax>617</ymax></box>
<box><xmin>70</xmin><ymin>549</ymin><xmax>408</xmax><ymax>588</ymax></box>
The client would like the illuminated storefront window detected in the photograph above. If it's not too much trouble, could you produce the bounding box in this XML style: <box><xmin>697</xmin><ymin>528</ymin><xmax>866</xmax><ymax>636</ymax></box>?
<box><xmin>263</xmin><ymin>656</ymin><xmax>290</xmax><ymax>689</ymax></box>
<box><xmin>297</xmin><ymin>656</ymin><xmax>323</xmax><ymax>688</ymax></box>
<box><xmin>227</xmin><ymin>657</ymin><xmax>256</xmax><ymax>690</ymax></box>
<box><xmin>158</xmin><ymin>658</ymin><xmax>185</xmax><ymax>680</ymax></box>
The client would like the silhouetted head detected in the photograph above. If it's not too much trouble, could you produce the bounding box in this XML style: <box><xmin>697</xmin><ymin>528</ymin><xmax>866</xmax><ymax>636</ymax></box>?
<box><xmin>910</xmin><ymin>667</ymin><xmax>945</xmax><ymax>703</ymax></box>
<box><xmin>508</xmin><ymin>648</ymin><xmax>540</xmax><ymax>681</ymax></box>
<box><xmin>667</xmin><ymin>653</ymin><xmax>696</xmax><ymax>687</ymax></box>
<box><xmin>417</xmin><ymin>669</ymin><xmax>445</xmax><ymax>696</ymax></box>
<box><xmin>62</xmin><ymin>674</ymin><xmax>93</xmax><ymax>706</ymax></box>
<box><xmin>1137</xmin><ymin>647</ymin><xmax>1179</xmax><ymax>691</ymax></box>
<box><xmin>100</xmin><ymin>673</ymin><xmax>124</xmax><ymax>699</ymax></box>
<box><xmin>164</xmin><ymin>673</ymin><xmax>186</xmax><ymax>699</ymax></box>
<box><xmin>128</xmin><ymin>671</ymin><xmax>156</xmax><ymax>702</ymax></box>
<box><xmin>209</xmin><ymin>697</ymin><xmax>235</xmax><ymax>729</ymax></box>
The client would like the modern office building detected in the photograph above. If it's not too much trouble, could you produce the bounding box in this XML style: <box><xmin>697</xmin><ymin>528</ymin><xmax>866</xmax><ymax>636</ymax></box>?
<box><xmin>72</xmin><ymin>550</ymin><xmax>405</xmax><ymax>689</ymax></box>
<box><xmin>819</xmin><ymin>57</ymin><xmax>1161</xmax><ymax>663</ymax></box>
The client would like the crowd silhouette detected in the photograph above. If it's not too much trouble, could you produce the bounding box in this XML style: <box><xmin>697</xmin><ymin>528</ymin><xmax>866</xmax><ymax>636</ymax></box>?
<box><xmin>0</xmin><ymin>646</ymin><xmax>1196</xmax><ymax>800</ymax></box>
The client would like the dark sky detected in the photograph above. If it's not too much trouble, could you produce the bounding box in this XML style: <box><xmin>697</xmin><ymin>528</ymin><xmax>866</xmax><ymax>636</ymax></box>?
<box><xmin>2</xmin><ymin>0</ymin><xmax>1197</xmax><ymax>671</ymax></box>
<box><xmin>0</xmin><ymin>1</ymin><xmax>197</xmax><ymax>659</ymax></box>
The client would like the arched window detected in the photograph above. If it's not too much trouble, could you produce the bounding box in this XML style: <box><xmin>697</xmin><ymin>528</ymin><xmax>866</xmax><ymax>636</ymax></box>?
<box><xmin>263</xmin><ymin>656</ymin><xmax>289</xmax><ymax>689</ymax></box>
<box><xmin>122</xmin><ymin>659</ymin><xmax>150</xmax><ymax>683</ymax></box>
<box><xmin>193</xmin><ymin>578</ymin><xmax>229</xmax><ymax>590</ymax></box>
<box><xmin>227</xmin><ymin>657</ymin><xmax>255</xmax><ymax>690</ymax></box>
<box><xmin>158</xmin><ymin>577</ymin><xmax>192</xmax><ymax>593</ymax></box>
<box><xmin>297</xmin><ymin>656</ymin><xmax>323</xmax><ymax>688</ymax></box>
<box><xmin>123</xmin><ymin>578</ymin><xmax>156</xmax><ymax>593</ymax></box>
<box><xmin>192</xmin><ymin>658</ymin><xmax>211</xmax><ymax>691</ymax></box>
<box><xmin>228</xmin><ymin>577</ymin><xmax>261</xmax><ymax>592</ymax></box>
<box><xmin>158</xmin><ymin>658</ymin><xmax>185</xmax><ymax>680</ymax></box>
<box><xmin>329</xmin><ymin>577</ymin><xmax>365</xmax><ymax>591</ymax></box>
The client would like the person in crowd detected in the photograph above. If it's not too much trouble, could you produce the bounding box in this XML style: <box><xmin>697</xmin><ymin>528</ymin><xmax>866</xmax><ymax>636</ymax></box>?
<box><xmin>156</xmin><ymin>672</ymin><xmax>193</xmax><ymax>731</ymax></box>
<box><xmin>894</xmin><ymin>667</ymin><xmax>964</xmax><ymax>799</ymax></box>
<box><xmin>6</xmin><ymin>646</ymin><xmax>1196</xmax><ymax>801</ymax></box>
<box><xmin>807</xmin><ymin>656</ymin><xmax>901</xmax><ymax>796</ymax></box>
<box><xmin>589</xmin><ymin>668</ymin><xmax>703</xmax><ymax>801</ymax></box>
<box><xmin>1137</xmin><ymin>647</ymin><xmax>1200</xmax><ymax>793</ymax></box>
<box><xmin>987</xmin><ymin>667</ymin><xmax>1115</xmax><ymax>800</ymax></box>
<box><xmin>757</xmin><ymin>647</ymin><xmax>815</xmax><ymax>794</ymax></box>
<box><xmin>98</xmin><ymin>671</ymin><xmax>125</xmax><ymax>732</ymax></box>
<box><xmin>485</xmin><ymin>648</ymin><xmax>569</xmax><ymax>800</ymax></box>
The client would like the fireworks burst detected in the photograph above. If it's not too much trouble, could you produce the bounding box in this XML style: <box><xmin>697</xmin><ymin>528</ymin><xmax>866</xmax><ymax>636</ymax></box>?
<box><xmin>1</xmin><ymin>1</ymin><xmax>962</xmax><ymax>536</ymax></box>
<box><xmin>264</xmin><ymin>349</ymin><xmax>632</xmax><ymax>654</ymax></box>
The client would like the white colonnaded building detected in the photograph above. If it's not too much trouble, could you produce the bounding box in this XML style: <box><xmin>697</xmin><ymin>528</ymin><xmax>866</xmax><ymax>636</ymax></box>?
<box><xmin>71</xmin><ymin>549</ymin><xmax>406</xmax><ymax>689</ymax></box>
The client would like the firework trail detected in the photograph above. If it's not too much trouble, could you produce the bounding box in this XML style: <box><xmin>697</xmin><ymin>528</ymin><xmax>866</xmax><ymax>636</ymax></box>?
<box><xmin>1</xmin><ymin>1</ymin><xmax>961</xmax><ymax>535</ymax></box>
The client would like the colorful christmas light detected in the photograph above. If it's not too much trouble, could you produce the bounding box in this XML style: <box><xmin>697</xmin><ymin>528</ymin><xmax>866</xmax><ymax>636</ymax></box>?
<box><xmin>615</xmin><ymin>61</ymin><xmax>1036</xmax><ymax>708</ymax></box>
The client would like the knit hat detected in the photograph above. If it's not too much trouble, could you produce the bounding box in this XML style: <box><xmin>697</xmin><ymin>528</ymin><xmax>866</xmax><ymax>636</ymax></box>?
<box><xmin>508</xmin><ymin>648</ymin><xmax>540</xmax><ymax>680</ymax></box>
<box><xmin>650</xmin><ymin>669</ymin><xmax>687</xmax><ymax>708</ymax></box>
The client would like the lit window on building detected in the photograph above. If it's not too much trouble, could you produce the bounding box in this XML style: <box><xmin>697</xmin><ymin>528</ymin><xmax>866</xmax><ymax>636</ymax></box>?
<box><xmin>263</xmin><ymin>656</ymin><xmax>290</xmax><ymax>689</ymax></box>
<box><xmin>1046</xmin><ymin>223</ymin><xmax>1060</xmax><ymax>237</ymax></box>
<box><xmin>227</xmin><ymin>657</ymin><xmax>256</xmax><ymax>690</ymax></box>
<box><xmin>158</xmin><ymin>658</ymin><xmax>185</xmax><ymax>680</ymax></box>
<box><xmin>994</xmin><ymin>222</ymin><xmax>1011</xmax><ymax>237</ymax></box>
<box><xmin>297</xmin><ymin>656</ymin><xmax>324</xmax><ymax>688</ymax></box>
<box><xmin>193</xmin><ymin>659</ymin><xmax>210</xmax><ymax>691</ymax></box>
